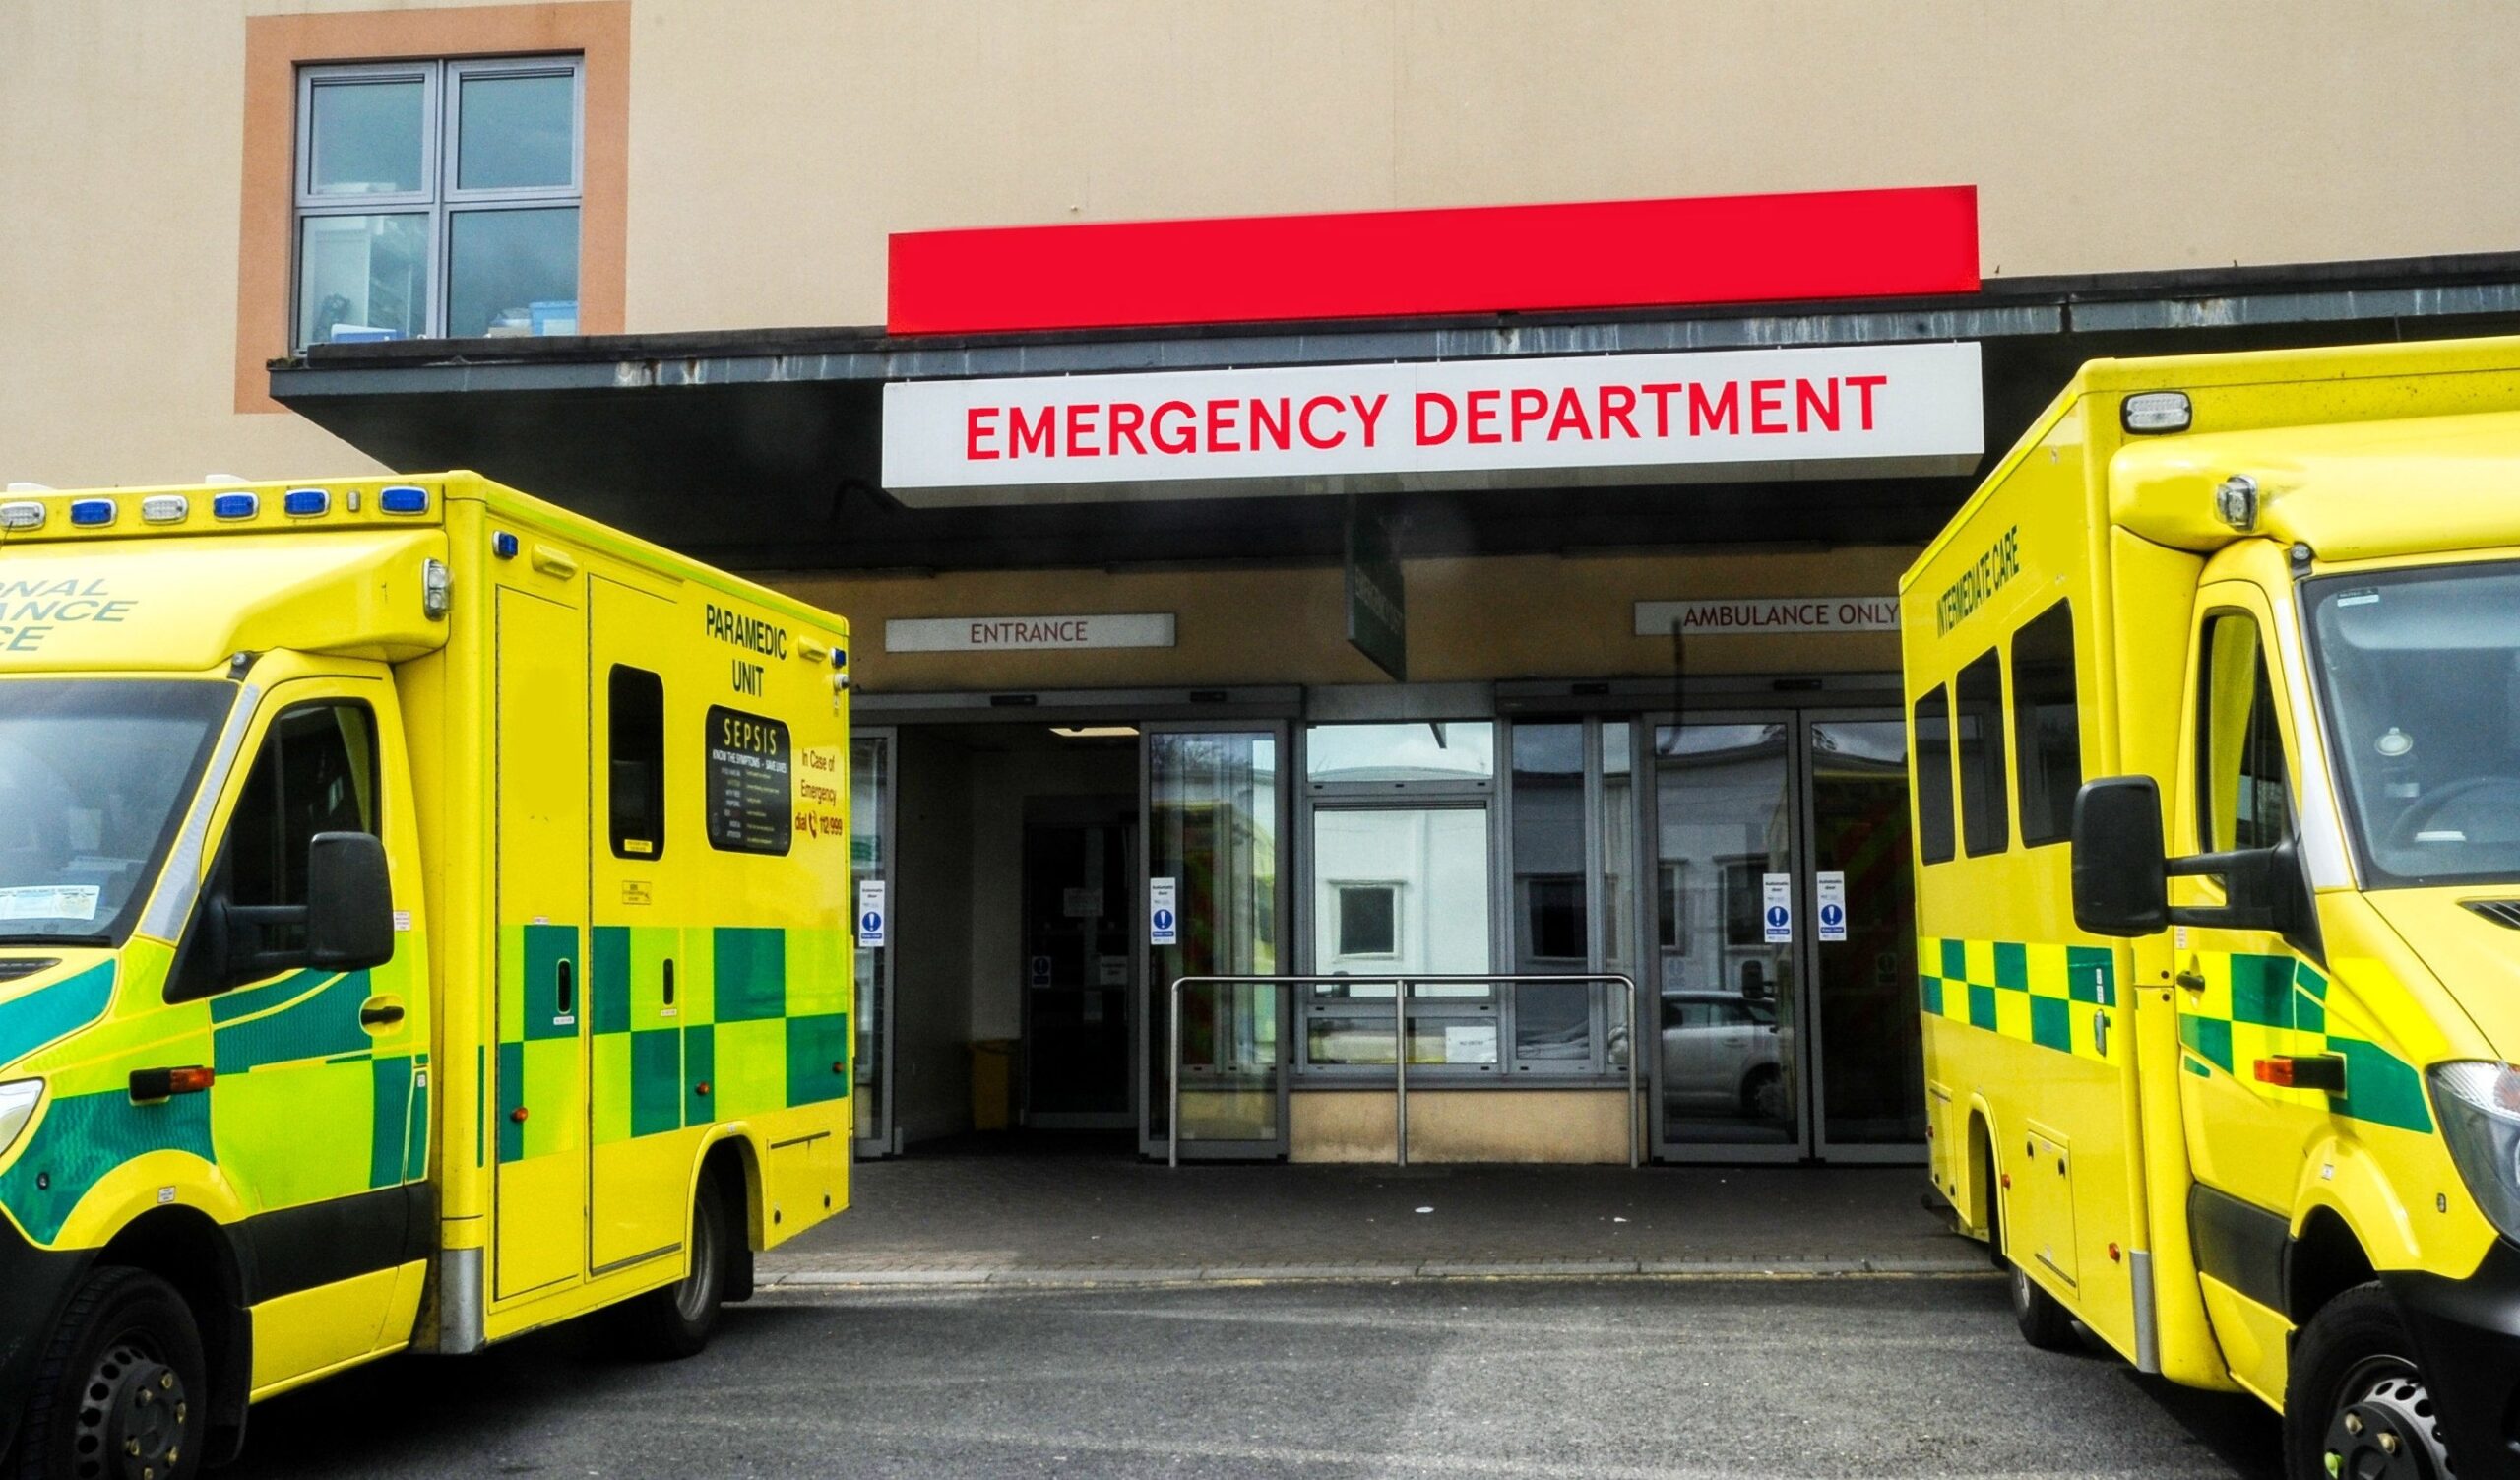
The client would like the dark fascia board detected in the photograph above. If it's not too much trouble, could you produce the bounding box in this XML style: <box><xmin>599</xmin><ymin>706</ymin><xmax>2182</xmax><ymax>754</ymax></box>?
<box><xmin>273</xmin><ymin>248</ymin><xmax>2520</xmax><ymax>397</ymax></box>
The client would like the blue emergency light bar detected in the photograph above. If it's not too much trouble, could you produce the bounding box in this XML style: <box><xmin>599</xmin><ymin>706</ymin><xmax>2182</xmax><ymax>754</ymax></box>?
<box><xmin>69</xmin><ymin>499</ymin><xmax>115</xmax><ymax>527</ymax></box>
<box><xmin>283</xmin><ymin>488</ymin><xmax>331</xmax><ymax>517</ymax></box>
<box><xmin>212</xmin><ymin>493</ymin><xmax>260</xmax><ymax>520</ymax></box>
<box><xmin>378</xmin><ymin>484</ymin><xmax>430</xmax><ymax>515</ymax></box>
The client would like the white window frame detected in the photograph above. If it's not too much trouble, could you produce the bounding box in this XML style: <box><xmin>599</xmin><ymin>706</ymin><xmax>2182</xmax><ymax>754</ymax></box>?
<box><xmin>293</xmin><ymin>55</ymin><xmax>586</xmax><ymax>346</ymax></box>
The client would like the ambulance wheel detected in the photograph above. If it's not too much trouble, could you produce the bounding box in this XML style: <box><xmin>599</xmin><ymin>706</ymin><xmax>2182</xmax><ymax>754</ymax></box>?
<box><xmin>2008</xmin><ymin>1258</ymin><xmax>2077</xmax><ymax>1351</ymax></box>
<box><xmin>621</xmin><ymin>1181</ymin><xmax>729</xmax><ymax>1360</ymax></box>
<box><xmin>2285</xmin><ymin>1283</ymin><xmax>2455</xmax><ymax>1480</ymax></box>
<box><xmin>12</xmin><ymin>1266</ymin><xmax>208</xmax><ymax>1480</ymax></box>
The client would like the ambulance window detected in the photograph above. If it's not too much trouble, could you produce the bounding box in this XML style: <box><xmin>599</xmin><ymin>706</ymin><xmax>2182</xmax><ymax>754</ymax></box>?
<box><xmin>703</xmin><ymin>704</ymin><xmax>793</xmax><ymax>856</ymax></box>
<box><xmin>608</xmin><ymin>666</ymin><xmax>665</xmax><ymax>860</ymax></box>
<box><xmin>2197</xmin><ymin>613</ymin><xmax>2294</xmax><ymax>853</ymax></box>
<box><xmin>1955</xmin><ymin>650</ymin><xmax>2010</xmax><ymax>856</ymax></box>
<box><xmin>2011</xmin><ymin>601</ymin><xmax>2082</xmax><ymax>847</ymax></box>
<box><xmin>1912</xmin><ymin>686</ymin><xmax>1955</xmax><ymax>864</ymax></box>
<box><xmin>227</xmin><ymin>701</ymin><xmax>380</xmax><ymax>951</ymax></box>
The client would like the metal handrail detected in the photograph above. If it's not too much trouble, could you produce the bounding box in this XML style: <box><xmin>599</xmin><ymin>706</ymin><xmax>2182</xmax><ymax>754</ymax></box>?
<box><xmin>1166</xmin><ymin>973</ymin><xmax>1640</xmax><ymax>1170</ymax></box>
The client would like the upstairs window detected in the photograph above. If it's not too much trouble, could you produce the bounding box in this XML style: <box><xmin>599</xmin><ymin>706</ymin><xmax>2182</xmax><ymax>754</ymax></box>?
<box><xmin>294</xmin><ymin>57</ymin><xmax>583</xmax><ymax>347</ymax></box>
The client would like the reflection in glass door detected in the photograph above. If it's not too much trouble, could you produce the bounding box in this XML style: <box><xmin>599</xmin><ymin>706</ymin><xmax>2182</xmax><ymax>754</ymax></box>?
<box><xmin>850</xmin><ymin>730</ymin><xmax>893</xmax><ymax>1157</ymax></box>
<box><xmin>1141</xmin><ymin>727</ymin><xmax>1286</xmax><ymax>1159</ymax></box>
<box><xmin>1651</xmin><ymin>721</ymin><xmax>1799</xmax><ymax>1157</ymax></box>
<box><xmin>1808</xmin><ymin>716</ymin><xmax>1926</xmax><ymax>1156</ymax></box>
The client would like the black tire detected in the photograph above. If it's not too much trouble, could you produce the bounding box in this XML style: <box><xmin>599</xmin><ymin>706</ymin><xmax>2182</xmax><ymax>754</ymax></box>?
<box><xmin>11</xmin><ymin>1267</ymin><xmax>208</xmax><ymax>1480</ymax></box>
<box><xmin>2007</xmin><ymin>1257</ymin><xmax>2078</xmax><ymax>1351</ymax></box>
<box><xmin>618</xmin><ymin>1178</ymin><xmax>729</xmax><ymax>1360</ymax></box>
<box><xmin>1741</xmin><ymin>1066</ymin><xmax>1787</xmax><ymax>1123</ymax></box>
<box><xmin>2283</xmin><ymin>1282</ymin><xmax>2456</xmax><ymax>1480</ymax></box>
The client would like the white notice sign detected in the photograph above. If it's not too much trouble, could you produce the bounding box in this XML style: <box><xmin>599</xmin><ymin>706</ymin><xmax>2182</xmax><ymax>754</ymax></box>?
<box><xmin>1149</xmin><ymin>877</ymin><xmax>1178</xmax><ymax>946</ymax></box>
<box><xmin>1816</xmin><ymin>871</ymin><xmax>1847</xmax><ymax>943</ymax></box>
<box><xmin>855</xmin><ymin>879</ymin><xmax>887</xmax><ymax>948</ymax></box>
<box><xmin>885</xmin><ymin>613</ymin><xmax>1176</xmax><ymax>653</ymax></box>
<box><xmin>882</xmin><ymin>341</ymin><xmax>1984</xmax><ymax>505</ymax></box>
<box><xmin>1634</xmin><ymin>597</ymin><xmax>1899</xmax><ymax>636</ymax></box>
<box><xmin>1761</xmin><ymin>873</ymin><xmax>1794</xmax><ymax>944</ymax></box>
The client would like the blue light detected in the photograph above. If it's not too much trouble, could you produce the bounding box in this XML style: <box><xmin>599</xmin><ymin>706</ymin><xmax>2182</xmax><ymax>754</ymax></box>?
<box><xmin>283</xmin><ymin>488</ymin><xmax>330</xmax><ymax>517</ymax></box>
<box><xmin>378</xmin><ymin>484</ymin><xmax>430</xmax><ymax>515</ymax></box>
<box><xmin>492</xmin><ymin>531</ymin><xmax>520</xmax><ymax>559</ymax></box>
<box><xmin>212</xmin><ymin>492</ymin><xmax>260</xmax><ymax>520</ymax></box>
<box><xmin>69</xmin><ymin>499</ymin><xmax>115</xmax><ymax>527</ymax></box>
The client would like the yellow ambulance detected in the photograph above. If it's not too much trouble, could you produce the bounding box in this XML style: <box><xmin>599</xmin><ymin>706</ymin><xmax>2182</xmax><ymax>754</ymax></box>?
<box><xmin>1902</xmin><ymin>336</ymin><xmax>2520</xmax><ymax>1478</ymax></box>
<box><xmin>0</xmin><ymin>473</ymin><xmax>853</xmax><ymax>1476</ymax></box>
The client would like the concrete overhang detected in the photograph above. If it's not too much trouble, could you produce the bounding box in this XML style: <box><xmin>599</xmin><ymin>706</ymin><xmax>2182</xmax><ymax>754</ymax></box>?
<box><xmin>268</xmin><ymin>253</ymin><xmax>2520</xmax><ymax>574</ymax></box>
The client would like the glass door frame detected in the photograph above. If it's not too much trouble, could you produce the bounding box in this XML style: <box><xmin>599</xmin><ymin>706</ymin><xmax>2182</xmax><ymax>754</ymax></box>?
<box><xmin>1643</xmin><ymin>706</ymin><xmax>1813</xmax><ymax>1165</ymax></box>
<box><xmin>1800</xmin><ymin>706</ymin><xmax>1927</xmax><ymax>1166</ymax></box>
<box><xmin>1136</xmin><ymin>719</ymin><xmax>1294</xmax><ymax>1161</ymax></box>
<box><xmin>851</xmin><ymin>725</ymin><xmax>897</xmax><ymax>1159</ymax></box>
<box><xmin>1642</xmin><ymin>705</ymin><xmax>1927</xmax><ymax>1165</ymax></box>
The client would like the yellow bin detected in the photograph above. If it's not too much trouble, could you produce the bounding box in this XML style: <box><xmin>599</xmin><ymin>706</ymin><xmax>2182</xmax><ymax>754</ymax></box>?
<box><xmin>969</xmin><ymin>1039</ymin><xmax>1017</xmax><ymax>1131</ymax></box>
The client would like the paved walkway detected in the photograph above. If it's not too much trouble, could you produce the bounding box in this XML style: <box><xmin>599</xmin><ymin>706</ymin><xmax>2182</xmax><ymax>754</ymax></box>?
<box><xmin>761</xmin><ymin>1136</ymin><xmax>1983</xmax><ymax>1287</ymax></box>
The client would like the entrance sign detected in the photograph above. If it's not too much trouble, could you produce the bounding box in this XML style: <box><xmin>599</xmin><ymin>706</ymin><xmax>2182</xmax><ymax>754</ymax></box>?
<box><xmin>1635</xmin><ymin>597</ymin><xmax>1898</xmax><ymax>636</ymax></box>
<box><xmin>1345</xmin><ymin>500</ymin><xmax>1407</xmax><ymax>682</ymax></box>
<box><xmin>1762</xmin><ymin>872</ymin><xmax>1794</xmax><ymax>944</ymax></box>
<box><xmin>855</xmin><ymin>879</ymin><xmax>887</xmax><ymax>947</ymax></box>
<box><xmin>885</xmin><ymin>612</ymin><xmax>1175</xmax><ymax>653</ymax></box>
<box><xmin>1816</xmin><ymin>871</ymin><xmax>1848</xmax><ymax>943</ymax></box>
<box><xmin>881</xmin><ymin>342</ymin><xmax>1985</xmax><ymax>506</ymax></box>
<box><xmin>1149</xmin><ymin>877</ymin><xmax>1178</xmax><ymax>947</ymax></box>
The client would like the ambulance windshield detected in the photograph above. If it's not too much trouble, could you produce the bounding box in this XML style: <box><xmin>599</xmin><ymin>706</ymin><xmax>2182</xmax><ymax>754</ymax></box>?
<box><xmin>0</xmin><ymin>679</ymin><xmax>234</xmax><ymax>943</ymax></box>
<box><xmin>2308</xmin><ymin>560</ymin><xmax>2520</xmax><ymax>887</ymax></box>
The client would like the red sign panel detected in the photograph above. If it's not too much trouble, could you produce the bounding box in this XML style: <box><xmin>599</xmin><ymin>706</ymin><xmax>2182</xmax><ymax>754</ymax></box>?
<box><xmin>887</xmin><ymin>185</ymin><xmax>1977</xmax><ymax>336</ymax></box>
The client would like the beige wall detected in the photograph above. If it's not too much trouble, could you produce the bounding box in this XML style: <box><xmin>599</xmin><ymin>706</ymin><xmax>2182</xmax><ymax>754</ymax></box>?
<box><xmin>9</xmin><ymin>1</ymin><xmax>2520</xmax><ymax>486</ymax></box>
<box><xmin>781</xmin><ymin>545</ymin><xmax>1919</xmax><ymax>693</ymax></box>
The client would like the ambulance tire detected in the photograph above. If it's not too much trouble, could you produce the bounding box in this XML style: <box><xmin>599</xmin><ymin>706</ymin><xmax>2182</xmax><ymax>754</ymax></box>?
<box><xmin>620</xmin><ymin>1181</ymin><xmax>729</xmax><ymax>1360</ymax></box>
<box><xmin>2008</xmin><ymin>1258</ymin><xmax>2077</xmax><ymax>1351</ymax></box>
<box><xmin>2284</xmin><ymin>1283</ymin><xmax>2453</xmax><ymax>1480</ymax></box>
<box><xmin>11</xmin><ymin>1267</ymin><xmax>208</xmax><ymax>1480</ymax></box>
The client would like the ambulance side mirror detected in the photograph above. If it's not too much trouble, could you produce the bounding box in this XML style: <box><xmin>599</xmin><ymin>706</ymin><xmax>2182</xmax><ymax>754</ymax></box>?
<box><xmin>306</xmin><ymin>831</ymin><xmax>395</xmax><ymax>971</ymax></box>
<box><xmin>2071</xmin><ymin>777</ymin><xmax>2170</xmax><ymax>936</ymax></box>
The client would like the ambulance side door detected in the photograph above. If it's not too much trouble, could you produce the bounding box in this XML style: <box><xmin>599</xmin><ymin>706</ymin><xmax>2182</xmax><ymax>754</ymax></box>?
<box><xmin>178</xmin><ymin>677</ymin><xmax>429</xmax><ymax>1384</ymax></box>
<box><xmin>2171</xmin><ymin>587</ymin><xmax>2322</xmax><ymax>1314</ymax></box>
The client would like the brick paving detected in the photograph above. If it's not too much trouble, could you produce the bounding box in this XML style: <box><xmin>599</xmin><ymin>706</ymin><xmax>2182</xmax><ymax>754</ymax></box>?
<box><xmin>762</xmin><ymin>1134</ymin><xmax>1982</xmax><ymax>1286</ymax></box>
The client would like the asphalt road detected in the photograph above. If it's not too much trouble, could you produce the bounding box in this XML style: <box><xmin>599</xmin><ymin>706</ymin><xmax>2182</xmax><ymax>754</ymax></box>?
<box><xmin>228</xmin><ymin>1275</ymin><xmax>2281</xmax><ymax>1479</ymax></box>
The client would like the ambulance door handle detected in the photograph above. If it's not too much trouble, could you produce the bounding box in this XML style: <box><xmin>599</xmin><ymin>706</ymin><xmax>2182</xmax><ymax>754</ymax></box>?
<box><xmin>555</xmin><ymin>959</ymin><xmax>575</xmax><ymax>1021</ymax></box>
<box><xmin>2175</xmin><ymin>970</ymin><xmax>2207</xmax><ymax>995</ymax></box>
<box><xmin>2092</xmin><ymin>1010</ymin><xmax>2110</xmax><ymax>1059</ymax></box>
<box><xmin>359</xmin><ymin>995</ymin><xmax>406</xmax><ymax>1030</ymax></box>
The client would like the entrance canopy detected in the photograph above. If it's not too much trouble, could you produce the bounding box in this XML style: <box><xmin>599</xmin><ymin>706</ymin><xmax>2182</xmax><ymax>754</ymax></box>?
<box><xmin>268</xmin><ymin>252</ymin><xmax>2520</xmax><ymax>573</ymax></box>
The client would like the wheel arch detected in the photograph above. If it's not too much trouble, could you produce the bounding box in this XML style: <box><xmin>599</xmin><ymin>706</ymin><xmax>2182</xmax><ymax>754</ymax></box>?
<box><xmin>2286</xmin><ymin>1203</ymin><xmax>2378</xmax><ymax>1330</ymax></box>
<box><xmin>95</xmin><ymin>1205</ymin><xmax>251</xmax><ymax>1464</ymax></box>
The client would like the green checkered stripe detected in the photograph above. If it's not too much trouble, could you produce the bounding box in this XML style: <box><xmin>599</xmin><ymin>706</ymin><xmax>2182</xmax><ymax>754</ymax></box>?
<box><xmin>2174</xmin><ymin>950</ymin><xmax>2430</xmax><ymax>1134</ymax></box>
<box><xmin>1918</xmin><ymin>937</ymin><xmax>2122</xmax><ymax>1065</ymax></box>
<box><xmin>494</xmin><ymin>925</ymin><xmax>849</xmax><ymax>1166</ymax></box>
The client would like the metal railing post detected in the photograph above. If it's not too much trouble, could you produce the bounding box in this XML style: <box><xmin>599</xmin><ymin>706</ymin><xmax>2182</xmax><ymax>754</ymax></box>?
<box><xmin>1394</xmin><ymin>978</ymin><xmax>1409</xmax><ymax>1167</ymax></box>
<box><xmin>1623</xmin><ymin>974</ymin><xmax>1639</xmax><ymax>1169</ymax></box>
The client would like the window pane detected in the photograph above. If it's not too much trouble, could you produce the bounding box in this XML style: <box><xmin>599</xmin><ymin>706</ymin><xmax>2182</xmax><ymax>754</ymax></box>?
<box><xmin>1955</xmin><ymin>651</ymin><xmax>2009</xmax><ymax>856</ymax></box>
<box><xmin>457</xmin><ymin>71</ymin><xmax>577</xmax><ymax>190</ymax></box>
<box><xmin>1305</xmin><ymin>722</ymin><xmax>1493</xmax><ymax>783</ymax></box>
<box><xmin>2199</xmin><ymin>615</ymin><xmax>2294</xmax><ymax>854</ymax></box>
<box><xmin>307</xmin><ymin>77</ymin><xmax>425</xmax><ymax>195</ymax></box>
<box><xmin>297</xmin><ymin>213</ymin><xmax>429</xmax><ymax>345</ymax></box>
<box><xmin>2011</xmin><ymin>602</ymin><xmax>2082</xmax><ymax>847</ymax></box>
<box><xmin>1310</xmin><ymin>805</ymin><xmax>1488</xmax><ymax>997</ymax></box>
<box><xmin>1913</xmin><ymin>687</ymin><xmax>1955</xmax><ymax>864</ymax></box>
<box><xmin>230</xmin><ymin>704</ymin><xmax>379</xmax><ymax>959</ymax></box>
<box><xmin>607</xmin><ymin>667</ymin><xmax>664</xmax><ymax>859</ymax></box>
<box><xmin>1599</xmin><ymin>721</ymin><xmax>1635</xmax><ymax>1070</ymax></box>
<box><xmin>448</xmin><ymin>206</ymin><xmax>580</xmax><ymax>339</ymax></box>
<box><xmin>1337</xmin><ymin>885</ymin><xmax>1396</xmax><ymax>955</ymax></box>
<box><xmin>1511</xmin><ymin>723</ymin><xmax>1590</xmax><ymax>1063</ymax></box>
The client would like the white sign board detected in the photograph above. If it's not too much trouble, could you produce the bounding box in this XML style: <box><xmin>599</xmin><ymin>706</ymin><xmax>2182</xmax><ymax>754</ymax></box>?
<box><xmin>1635</xmin><ymin>597</ymin><xmax>1899</xmax><ymax>637</ymax></box>
<box><xmin>1149</xmin><ymin>876</ymin><xmax>1178</xmax><ymax>946</ymax></box>
<box><xmin>882</xmin><ymin>342</ymin><xmax>1984</xmax><ymax>505</ymax></box>
<box><xmin>855</xmin><ymin>879</ymin><xmax>887</xmax><ymax>948</ymax></box>
<box><xmin>1816</xmin><ymin>871</ymin><xmax>1847</xmax><ymax>943</ymax></box>
<box><xmin>885</xmin><ymin>612</ymin><xmax>1176</xmax><ymax>653</ymax></box>
<box><xmin>1761</xmin><ymin>872</ymin><xmax>1794</xmax><ymax>944</ymax></box>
